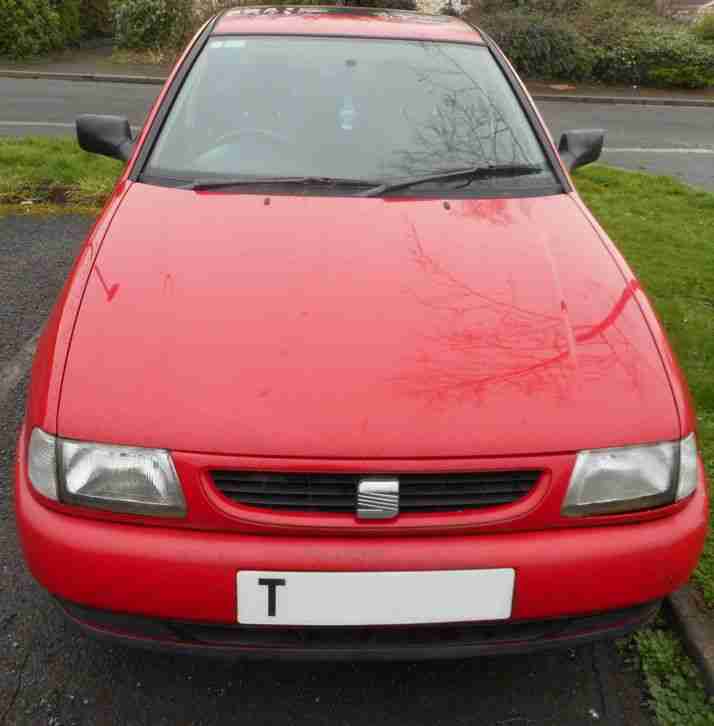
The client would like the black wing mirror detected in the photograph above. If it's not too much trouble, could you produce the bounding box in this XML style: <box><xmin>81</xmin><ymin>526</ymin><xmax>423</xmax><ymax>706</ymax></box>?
<box><xmin>558</xmin><ymin>129</ymin><xmax>605</xmax><ymax>172</ymax></box>
<box><xmin>77</xmin><ymin>115</ymin><xmax>135</xmax><ymax>162</ymax></box>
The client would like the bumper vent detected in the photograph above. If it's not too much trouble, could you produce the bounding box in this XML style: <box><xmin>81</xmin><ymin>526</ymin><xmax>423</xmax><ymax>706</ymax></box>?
<box><xmin>210</xmin><ymin>470</ymin><xmax>540</xmax><ymax>514</ymax></box>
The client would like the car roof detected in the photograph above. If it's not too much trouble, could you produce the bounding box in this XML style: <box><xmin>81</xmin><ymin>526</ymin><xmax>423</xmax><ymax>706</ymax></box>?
<box><xmin>212</xmin><ymin>6</ymin><xmax>484</xmax><ymax>43</ymax></box>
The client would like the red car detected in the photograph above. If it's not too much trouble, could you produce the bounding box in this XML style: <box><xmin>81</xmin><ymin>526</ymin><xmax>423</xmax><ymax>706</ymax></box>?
<box><xmin>17</xmin><ymin>6</ymin><xmax>708</xmax><ymax>659</ymax></box>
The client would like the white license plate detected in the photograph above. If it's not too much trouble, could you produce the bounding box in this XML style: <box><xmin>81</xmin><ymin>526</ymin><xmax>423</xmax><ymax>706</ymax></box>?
<box><xmin>237</xmin><ymin>569</ymin><xmax>515</xmax><ymax>626</ymax></box>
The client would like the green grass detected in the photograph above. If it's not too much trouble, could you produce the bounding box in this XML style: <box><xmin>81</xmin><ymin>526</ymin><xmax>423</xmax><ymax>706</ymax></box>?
<box><xmin>576</xmin><ymin>164</ymin><xmax>714</xmax><ymax>726</ymax></box>
<box><xmin>111</xmin><ymin>48</ymin><xmax>175</xmax><ymax>67</ymax></box>
<box><xmin>575</xmin><ymin>165</ymin><xmax>714</xmax><ymax>607</ymax></box>
<box><xmin>0</xmin><ymin>136</ymin><xmax>122</xmax><ymax>207</ymax></box>
<box><xmin>634</xmin><ymin>627</ymin><xmax>714</xmax><ymax>725</ymax></box>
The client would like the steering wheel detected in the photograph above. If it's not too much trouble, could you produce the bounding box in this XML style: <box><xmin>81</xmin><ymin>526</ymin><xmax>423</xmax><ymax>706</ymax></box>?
<box><xmin>212</xmin><ymin>128</ymin><xmax>293</xmax><ymax>149</ymax></box>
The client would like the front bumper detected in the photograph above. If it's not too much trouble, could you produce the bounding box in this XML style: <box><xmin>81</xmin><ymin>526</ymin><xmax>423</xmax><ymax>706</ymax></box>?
<box><xmin>17</xmin><ymin>452</ymin><xmax>708</xmax><ymax>618</ymax></box>
<box><xmin>58</xmin><ymin>597</ymin><xmax>661</xmax><ymax>661</ymax></box>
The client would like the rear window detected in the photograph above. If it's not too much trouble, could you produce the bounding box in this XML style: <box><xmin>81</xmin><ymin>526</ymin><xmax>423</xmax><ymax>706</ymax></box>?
<box><xmin>145</xmin><ymin>36</ymin><xmax>558</xmax><ymax>193</ymax></box>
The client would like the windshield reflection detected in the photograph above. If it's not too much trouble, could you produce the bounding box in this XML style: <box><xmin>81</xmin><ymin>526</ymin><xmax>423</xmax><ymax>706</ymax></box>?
<box><xmin>146</xmin><ymin>36</ymin><xmax>554</xmax><ymax>189</ymax></box>
<box><xmin>390</xmin><ymin>43</ymin><xmax>534</xmax><ymax>178</ymax></box>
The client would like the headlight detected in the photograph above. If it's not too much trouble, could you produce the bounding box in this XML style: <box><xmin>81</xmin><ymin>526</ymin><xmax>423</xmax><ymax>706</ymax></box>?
<box><xmin>562</xmin><ymin>434</ymin><xmax>699</xmax><ymax>517</ymax></box>
<box><xmin>27</xmin><ymin>428</ymin><xmax>186</xmax><ymax>517</ymax></box>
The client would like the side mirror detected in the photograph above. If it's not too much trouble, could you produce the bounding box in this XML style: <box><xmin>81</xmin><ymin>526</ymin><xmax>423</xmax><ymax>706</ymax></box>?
<box><xmin>76</xmin><ymin>115</ymin><xmax>135</xmax><ymax>162</ymax></box>
<box><xmin>558</xmin><ymin>129</ymin><xmax>605</xmax><ymax>172</ymax></box>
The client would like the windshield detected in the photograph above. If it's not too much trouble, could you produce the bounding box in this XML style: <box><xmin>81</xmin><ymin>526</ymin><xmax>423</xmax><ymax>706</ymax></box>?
<box><xmin>145</xmin><ymin>36</ymin><xmax>558</xmax><ymax>193</ymax></box>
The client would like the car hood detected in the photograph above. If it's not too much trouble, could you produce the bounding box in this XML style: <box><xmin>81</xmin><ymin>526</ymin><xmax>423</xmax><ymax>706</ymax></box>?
<box><xmin>59</xmin><ymin>183</ymin><xmax>678</xmax><ymax>457</ymax></box>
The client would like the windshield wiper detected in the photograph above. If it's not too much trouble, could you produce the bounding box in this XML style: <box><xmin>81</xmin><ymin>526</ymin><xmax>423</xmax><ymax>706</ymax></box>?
<box><xmin>360</xmin><ymin>164</ymin><xmax>544</xmax><ymax>197</ymax></box>
<box><xmin>189</xmin><ymin>176</ymin><xmax>379</xmax><ymax>192</ymax></box>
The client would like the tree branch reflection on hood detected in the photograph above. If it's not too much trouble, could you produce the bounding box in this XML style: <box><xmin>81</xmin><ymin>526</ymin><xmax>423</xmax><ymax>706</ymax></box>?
<box><xmin>391</xmin><ymin>232</ymin><xmax>643</xmax><ymax>407</ymax></box>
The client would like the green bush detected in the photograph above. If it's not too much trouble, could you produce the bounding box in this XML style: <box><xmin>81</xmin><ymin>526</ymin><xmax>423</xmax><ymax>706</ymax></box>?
<box><xmin>111</xmin><ymin>0</ymin><xmax>193</xmax><ymax>50</ymax></box>
<box><xmin>693</xmin><ymin>13</ymin><xmax>714</xmax><ymax>44</ymax></box>
<box><xmin>51</xmin><ymin>0</ymin><xmax>82</xmax><ymax>46</ymax></box>
<box><xmin>571</xmin><ymin>0</ymin><xmax>652</xmax><ymax>46</ymax></box>
<box><xmin>0</xmin><ymin>0</ymin><xmax>63</xmax><ymax>58</ymax></box>
<box><xmin>592</xmin><ymin>23</ymin><xmax>714</xmax><ymax>87</ymax></box>
<box><xmin>471</xmin><ymin>1</ymin><xmax>714</xmax><ymax>89</ymax></box>
<box><xmin>480</xmin><ymin>0</ymin><xmax>585</xmax><ymax>13</ymax></box>
<box><xmin>120</xmin><ymin>0</ymin><xmax>418</xmax><ymax>52</ymax></box>
<box><xmin>80</xmin><ymin>0</ymin><xmax>113</xmax><ymax>37</ymax></box>
<box><xmin>479</xmin><ymin>10</ymin><xmax>595</xmax><ymax>80</ymax></box>
<box><xmin>649</xmin><ymin>66</ymin><xmax>714</xmax><ymax>89</ymax></box>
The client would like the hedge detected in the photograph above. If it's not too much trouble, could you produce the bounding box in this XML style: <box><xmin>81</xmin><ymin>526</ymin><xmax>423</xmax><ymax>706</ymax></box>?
<box><xmin>80</xmin><ymin>0</ymin><xmax>113</xmax><ymax>37</ymax></box>
<box><xmin>693</xmin><ymin>14</ymin><xmax>714</xmax><ymax>44</ymax></box>
<box><xmin>479</xmin><ymin>11</ymin><xmax>595</xmax><ymax>81</ymax></box>
<box><xmin>0</xmin><ymin>0</ymin><xmax>97</xmax><ymax>58</ymax></box>
<box><xmin>111</xmin><ymin>0</ymin><xmax>193</xmax><ymax>50</ymax></box>
<box><xmin>51</xmin><ymin>0</ymin><xmax>82</xmax><ymax>46</ymax></box>
<box><xmin>114</xmin><ymin>0</ymin><xmax>417</xmax><ymax>52</ymax></box>
<box><xmin>0</xmin><ymin>0</ymin><xmax>63</xmax><ymax>58</ymax></box>
<box><xmin>591</xmin><ymin>23</ymin><xmax>714</xmax><ymax>87</ymax></box>
<box><xmin>473</xmin><ymin>1</ymin><xmax>714</xmax><ymax>88</ymax></box>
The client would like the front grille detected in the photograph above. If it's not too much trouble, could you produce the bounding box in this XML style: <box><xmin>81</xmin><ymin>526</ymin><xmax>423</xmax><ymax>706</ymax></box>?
<box><xmin>210</xmin><ymin>470</ymin><xmax>540</xmax><ymax>514</ymax></box>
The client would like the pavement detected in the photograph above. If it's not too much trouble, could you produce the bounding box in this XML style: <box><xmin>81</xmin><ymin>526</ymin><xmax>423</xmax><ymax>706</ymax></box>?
<box><xmin>0</xmin><ymin>216</ymin><xmax>656</xmax><ymax>726</ymax></box>
<box><xmin>0</xmin><ymin>45</ymin><xmax>172</xmax><ymax>81</ymax></box>
<box><xmin>526</xmin><ymin>81</ymin><xmax>714</xmax><ymax>104</ymax></box>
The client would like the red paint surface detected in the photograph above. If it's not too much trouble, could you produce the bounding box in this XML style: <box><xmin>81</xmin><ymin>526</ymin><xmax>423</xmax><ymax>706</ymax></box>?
<box><xmin>15</xmin><ymin>15</ymin><xmax>708</xmax><ymax>632</ymax></box>
<box><xmin>213</xmin><ymin>8</ymin><xmax>484</xmax><ymax>44</ymax></box>
<box><xmin>16</xmin><ymin>431</ymin><xmax>709</xmax><ymax>623</ymax></box>
<box><xmin>58</xmin><ymin>188</ymin><xmax>679</xmax><ymax>458</ymax></box>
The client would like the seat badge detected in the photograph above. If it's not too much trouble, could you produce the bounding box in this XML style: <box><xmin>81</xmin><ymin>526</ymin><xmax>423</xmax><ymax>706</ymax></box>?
<box><xmin>357</xmin><ymin>478</ymin><xmax>399</xmax><ymax>520</ymax></box>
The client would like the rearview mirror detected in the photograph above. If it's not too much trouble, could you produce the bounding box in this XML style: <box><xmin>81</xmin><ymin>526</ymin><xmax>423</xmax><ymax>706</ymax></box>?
<box><xmin>77</xmin><ymin>114</ymin><xmax>135</xmax><ymax>162</ymax></box>
<box><xmin>558</xmin><ymin>129</ymin><xmax>605</xmax><ymax>172</ymax></box>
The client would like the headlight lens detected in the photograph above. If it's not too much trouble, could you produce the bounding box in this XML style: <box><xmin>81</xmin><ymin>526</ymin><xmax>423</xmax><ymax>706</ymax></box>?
<box><xmin>562</xmin><ymin>435</ymin><xmax>699</xmax><ymax>517</ymax></box>
<box><xmin>27</xmin><ymin>428</ymin><xmax>186</xmax><ymax>517</ymax></box>
<box><xmin>676</xmin><ymin>433</ymin><xmax>699</xmax><ymax>501</ymax></box>
<box><xmin>28</xmin><ymin>428</ymin><xmax>59</xmax><ymax>501</ymax></box>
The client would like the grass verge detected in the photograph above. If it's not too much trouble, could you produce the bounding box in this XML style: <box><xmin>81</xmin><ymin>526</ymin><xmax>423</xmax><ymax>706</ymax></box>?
<box><xmin>633</xmin><ymin>626</ymin><xmax>714</xmax><ymax>725</ymax></box>
<box><xmin>0</xmin><ymin>136</ymin><xmax>122</xmax><ymax>208</ymax></box>
<box><xmin>575</xmin><ymin>165</ymin><xmax>714</xmax><ymax>608</ymax></box>
<box><xmin>576</xmin><ymin>164</ymin><xmax>714</xmax><ymax>725</ymax></box>
<box><xmin>616</xmin><ymin>614</ymin><xmax>714</xmax><ymax>726</ymax></box>
<box><xmin>110</xmin><ymin>48</ymin><xmax>176</xmax><ymax>68</ymax></box>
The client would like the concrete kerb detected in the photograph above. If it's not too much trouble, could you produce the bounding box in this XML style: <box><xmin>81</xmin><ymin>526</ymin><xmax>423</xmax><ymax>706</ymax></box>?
<box><xmin>0</xmin><ymin>70</ymin><xmax>166</xmax><ymax>85</ymax></box>
<box><xmin>667</xmin><ymin>586</ymin><xmax>714</xmax><ymax>698</ymax></box>
<box><xmin>532</xmin><ymin>93</ymin><xmax>714</xmax><ymax>108</ymax></box>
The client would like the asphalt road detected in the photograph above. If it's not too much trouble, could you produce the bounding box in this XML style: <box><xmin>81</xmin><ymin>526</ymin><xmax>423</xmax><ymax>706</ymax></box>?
<box><xmin>0</xmin><ymin>214</ymin><xmax>657</xmax><ymax>725</ymax></box>
<box><xmin>1</xmin><ymin>77</ymin><xmax>714</xmax><ymax>188</ymax></box>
